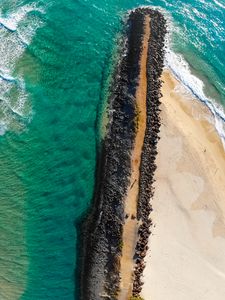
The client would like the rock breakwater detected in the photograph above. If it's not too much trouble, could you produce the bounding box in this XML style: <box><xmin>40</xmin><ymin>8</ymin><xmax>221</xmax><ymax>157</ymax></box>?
<box><xmin>79</xmin><ymin>7</ymin><xmax>166</xmax><ymax>300</ymax></box>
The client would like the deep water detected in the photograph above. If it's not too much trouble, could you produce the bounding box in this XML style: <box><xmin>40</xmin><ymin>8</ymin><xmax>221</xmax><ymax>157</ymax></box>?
<box><xmin>0</xmin><ymin>0</ymin><xmax>224</xmax><ymax>299</ymax></box>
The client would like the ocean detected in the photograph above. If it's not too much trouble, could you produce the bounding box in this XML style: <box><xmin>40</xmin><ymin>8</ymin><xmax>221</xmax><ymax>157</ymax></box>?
<box><xmin>0</xmin><ymin>0</ymin><xmax>224</xmax><ymax>299</ymax></box>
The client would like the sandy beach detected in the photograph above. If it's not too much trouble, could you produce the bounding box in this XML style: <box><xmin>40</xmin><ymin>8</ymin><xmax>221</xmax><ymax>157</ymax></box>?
<box><xmin>142</xmin><ymin>70</ymin><xmax>225</xmax><ymax>300</ymax></box>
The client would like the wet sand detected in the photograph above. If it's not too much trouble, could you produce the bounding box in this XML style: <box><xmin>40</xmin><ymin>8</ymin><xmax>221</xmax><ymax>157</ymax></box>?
<box><xmin>118</xmin><ymin>15</ymin><xmax>150</xmax><ymax>300</ymax></box>
<box><xmin>142</xmin><ymin>70</ymin><xmax>225</xmax><ymax>300</ymax></box>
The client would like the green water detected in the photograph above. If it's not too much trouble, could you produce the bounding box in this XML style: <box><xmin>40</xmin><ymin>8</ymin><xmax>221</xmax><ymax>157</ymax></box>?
<box><xmin>0</xmin><ymin>0</ymin><xmax>224</xmax><ymax>299</ymax></box>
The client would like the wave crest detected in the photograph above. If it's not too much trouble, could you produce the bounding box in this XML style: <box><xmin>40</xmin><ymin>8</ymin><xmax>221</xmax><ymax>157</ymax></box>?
<box><xmin>0</xmin><ymin>3</ymin><xmax>45</xmax><ymax>135</ymax></box>
<box><xmin>0</xmin><ymin>4</ymin><xmax>44</xmax><ymax>31</ymax></box>
<box><xmin>165</xmin><ymin>49</ymin><xmax>225</xmax><ymax>149</ymax></box>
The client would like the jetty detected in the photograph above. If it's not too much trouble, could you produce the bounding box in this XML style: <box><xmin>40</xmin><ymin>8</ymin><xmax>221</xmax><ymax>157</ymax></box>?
<box><xmin>79</xmin><ymin>8</ymin><xmax>166</xmax><ymax>300</ymax></box>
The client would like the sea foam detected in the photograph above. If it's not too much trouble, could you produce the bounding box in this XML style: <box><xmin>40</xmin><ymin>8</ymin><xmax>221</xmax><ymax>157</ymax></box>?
<box><xmin>0</xmin><ymin>3</ymin><xmax>44</xmax><ymax>135</ymax></box>
<box><xmin>165</xmin><ymin>49</ymin><xmax>225</xmax><ymax>149</ymax></box>
<box><xmin>0</xmin><ymin>69</ymin><xmax>16</xmax><ymax>82</ymax></box>
<box><xmin>163</xmin><ymin>12</ymin><xmax>225</xmax><ymax>150</ymax></box>
<box><xmin>214</xmin><ymin>0</ymin><xmax>225</xmax><ymax>9</ymax></box>
<box><xmin>0</xmin><ymin>4</ymin><xmax>43</xmax><ymax>32</ymax></box>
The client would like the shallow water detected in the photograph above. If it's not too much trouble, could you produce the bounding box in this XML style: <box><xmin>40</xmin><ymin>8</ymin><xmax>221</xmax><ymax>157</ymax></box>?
<box><xmin>0</xmin><ymin>0</ymin><xmax>224</xmax><ymax>299</ymax></box>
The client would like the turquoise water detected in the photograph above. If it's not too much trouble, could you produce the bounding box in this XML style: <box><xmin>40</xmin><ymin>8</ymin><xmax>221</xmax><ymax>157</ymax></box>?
<box><xmin>0</xmin><ymin>0</ymin><xmax>224</xmax><ymax>299</ymax></box>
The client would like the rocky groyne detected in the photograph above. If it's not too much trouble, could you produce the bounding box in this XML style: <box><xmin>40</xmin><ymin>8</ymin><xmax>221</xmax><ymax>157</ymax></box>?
<box><xmin>79</xmin><ymin>8</ymin><xmax>166</xmax><ymax>300</ymax></box>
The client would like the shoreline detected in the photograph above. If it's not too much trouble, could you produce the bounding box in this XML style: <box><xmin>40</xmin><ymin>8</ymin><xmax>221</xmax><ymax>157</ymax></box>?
<box><xmin>142</xmin><ymin>70</ymin><xmax>225</xmax><ymax>300</ymax></box>
<box><xmin>79</xmin><ymin>8</ymin><xmax>166</xmax><ymax>300</ymax></box>
<box><xmin>78</xmin><ymin>6</ymin><xmax>225</xmax><ymax>300</ymax></box>
<box><xmin>165</xmin><ymin>50</ymin><xmax>225</xmax><ymax>149</ymax></box>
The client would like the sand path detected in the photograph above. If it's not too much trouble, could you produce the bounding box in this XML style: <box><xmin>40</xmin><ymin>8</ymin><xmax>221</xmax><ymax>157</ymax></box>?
<box><xmin>118</xmin><ymin>16</ymin><xmax>150</xmax><ymax>300</ymax></box>
<box><xmin>142</xmin><ymin>70</ymin><xmax>225</xmax><ymax>300</ymax></box>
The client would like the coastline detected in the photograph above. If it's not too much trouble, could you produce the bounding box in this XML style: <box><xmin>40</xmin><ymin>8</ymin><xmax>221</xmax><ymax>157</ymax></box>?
<box><xmin>78</xmin><ymin>5</ymin><xmax>225</xmax><ymax>300</ymax></box>
<box><xmin>142</xmin><ymin>70</ymin><xmax>225</xmax><ymax>300</ymax></box>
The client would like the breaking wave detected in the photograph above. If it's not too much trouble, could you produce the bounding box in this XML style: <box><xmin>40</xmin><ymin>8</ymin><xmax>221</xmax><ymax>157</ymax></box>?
<box><xmin>165</xmin><ymin>49</ymin><xmax>225</xmax><ymax>149</ymax></box>
<box><xmin>0</xmin><ymin>3</ymin><xmax>45</xmax><ymax>135</ymax></box>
